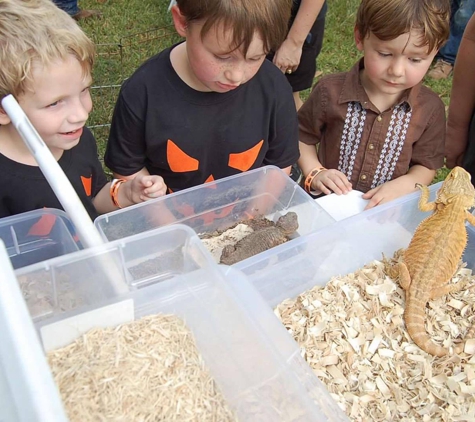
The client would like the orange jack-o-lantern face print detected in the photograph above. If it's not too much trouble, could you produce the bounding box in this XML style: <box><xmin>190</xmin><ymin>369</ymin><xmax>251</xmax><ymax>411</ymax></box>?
<box><xmin>81</xmin><ymin>175</ymin><xmax>92</xmax><ymax>196</ymax></box>
<box><xmin>166</xmin><ymin>138</ymin><xmax>264</xmax><ymax>192</ymax></box>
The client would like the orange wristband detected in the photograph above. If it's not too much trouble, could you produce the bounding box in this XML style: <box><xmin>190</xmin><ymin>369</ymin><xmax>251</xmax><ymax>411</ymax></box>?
<box><xmin>304</xmin><ymin>167</ymin><xmax>327</xmax><ymax>194</ymax></box>
<box><xmin>110</xmin><ymin>178</ymin><xmax>126</xmax><ymax>208</ymax></box>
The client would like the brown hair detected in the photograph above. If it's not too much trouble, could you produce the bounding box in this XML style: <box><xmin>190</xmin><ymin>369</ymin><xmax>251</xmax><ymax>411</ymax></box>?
<box><xmin>0</xmin><ymin>0</ymin><xmax>95</xmax><ymax>100</ymax></box>
<box><xmin>176</xmin><ymin>0</ymin><xmax>292</xmax><ymax>55</ymax></box>
<box><xmin>355</xmin><ymin>0</ymin><xmax>450</xmax><ymax>52</ymax></box>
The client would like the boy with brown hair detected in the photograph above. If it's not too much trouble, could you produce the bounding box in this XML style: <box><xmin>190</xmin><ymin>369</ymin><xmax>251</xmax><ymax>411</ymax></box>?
<box><xmin>105</xmin><ymin>0</ymin><xmax>299</xmax><ymax>194</ymax></box>
<box><xmin>298</xmin><ymin>0</ymin><xmax>450</xmax><ymax>209</ymax></box>
<box><xmin>0</xmin><ymin>0</ymin><xmax>166</xmax><ymax>219</ymax></box>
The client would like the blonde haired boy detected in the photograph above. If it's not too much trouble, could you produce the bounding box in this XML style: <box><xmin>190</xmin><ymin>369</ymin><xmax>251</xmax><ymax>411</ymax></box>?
<box><xmin>0</xmin><ymin>0</ymin><xmax>165</xmax><ymax>219</ymax></box>
<box><xmin>298</xmin><ymin>0</ymin><xmax>450</xmax><ymax>209</ymax></box>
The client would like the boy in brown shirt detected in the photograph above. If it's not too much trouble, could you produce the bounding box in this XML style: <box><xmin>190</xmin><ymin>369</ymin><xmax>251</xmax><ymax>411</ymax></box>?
<box><xmin>298</xmin><ymin>0</ymin><xmax>450</xmax><ymax>209</ymax></box>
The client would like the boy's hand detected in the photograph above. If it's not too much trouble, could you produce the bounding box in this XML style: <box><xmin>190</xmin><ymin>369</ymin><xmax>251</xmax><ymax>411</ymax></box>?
<box><xmin>362</xmin><ymin>177</ymin><xmax>417</xmax><ymax>210</ymax></box>
<box><xmin>128</xmin><ymin>175</ymin><xmax>167</xmax><ymax>203</ymax></box>
<box><xmin>312</xmin><ymin>169</ymin><xmax>352</xmax><ymax>195</ymax></box>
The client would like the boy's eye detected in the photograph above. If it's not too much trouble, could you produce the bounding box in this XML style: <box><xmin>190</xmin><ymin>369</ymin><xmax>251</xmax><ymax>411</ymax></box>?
<box><xmin>248</xmin><ymin>55</ymin><xmax>265</xmax><ymax>62</ymax></box>
<box><xmin>81</xmin><ymin>86</ymin><xmax>91</xmax><ymax>93</ymax></box>
<box><xmin>46</xmin><ymin>101</ymin><xmax>59</xmax><ymax>108</ymax></box>
<box><xmin>377</xmin><ymin>52</ymin><xmax>391</xmax><ymax>57</ymax></box>
<box><xmin>214</xmin><ymin>55</ymin><xmax>231</xmax><ymax>61</ymax></box>
<box><xmin>409</xmin><ymin>58</ymin><xmax>422</xmax><ymax>63</ymax></box>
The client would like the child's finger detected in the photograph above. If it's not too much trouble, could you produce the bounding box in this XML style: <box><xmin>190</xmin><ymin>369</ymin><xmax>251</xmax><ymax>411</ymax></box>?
<box><xmin>144</xmin><ymin>184</ymin><xmax>167</xmax><ymax>197</ymax></box>
<box><xmin>326</xmin><ymin>176</ymin><xmax>349</xmax><ymax>195</ymax></box>
<box><xmin>142</xmin><ymin>177</ymin><xmax>153</xmax><ymax>187</ymax></box>
<box><xmin>316</xmin><ymin>180</ymin><xmax>332</xmax><ymax>195</ymax></box>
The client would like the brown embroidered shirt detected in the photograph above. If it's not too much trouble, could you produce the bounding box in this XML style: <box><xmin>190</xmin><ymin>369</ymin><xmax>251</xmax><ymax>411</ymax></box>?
<box><xmin>298</xmin><ymin>59</ymin><xmax>445</xmax><ymax>192</ymax></box>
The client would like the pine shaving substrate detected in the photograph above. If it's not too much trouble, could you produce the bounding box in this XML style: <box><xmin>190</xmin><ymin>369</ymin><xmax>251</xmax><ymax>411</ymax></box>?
<box><xmin>48</xmin><ymin>313</ymin><xmax>236</xmax><ymax>421</ymax></box>
<box><xmin>275</xmin><ymin>254</ymin><xmax>475</xmax><ymax>421</ymax></box>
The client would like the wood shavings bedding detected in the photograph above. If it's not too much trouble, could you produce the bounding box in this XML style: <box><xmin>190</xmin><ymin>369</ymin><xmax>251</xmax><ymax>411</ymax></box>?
<box><xmin>48</xmin><ymin>313</ymin><xmax>236</xmax><ymax>421</ymax></box>
<box><xmin>17</xmin><ymin>272</ymin><xmax>81</xmax><ymax>317</ymax></box>
<box><xmin>200</xmin><ymin>224</ymin><xmax>254</xmax><ymax>262</ymax></box>
<box><xmin>275</xmin><ymin>254</ymin><xmax>475</xmax><ymax>421</ymax></box>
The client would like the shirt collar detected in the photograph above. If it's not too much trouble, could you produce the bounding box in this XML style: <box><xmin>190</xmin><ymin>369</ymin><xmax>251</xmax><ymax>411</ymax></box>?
<box><xmin>338</xmin><ymin>57</ymin><xmax>420</xmax><ymax>111</ymax></box>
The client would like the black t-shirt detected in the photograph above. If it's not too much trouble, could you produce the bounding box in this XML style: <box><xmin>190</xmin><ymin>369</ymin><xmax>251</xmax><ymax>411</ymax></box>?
<box><xmin>105</xmin><ymin>43</ymin><xmax>299</xmax><ymax>193</ymax></box>
<box><xmin>0</xmin><ymin>127</ymin><xmax>108</xmax><ymax>219</ymax></box>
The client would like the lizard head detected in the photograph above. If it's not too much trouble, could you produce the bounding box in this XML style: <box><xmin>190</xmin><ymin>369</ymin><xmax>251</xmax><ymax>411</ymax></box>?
<box><xmin>437</xmin><ymin>166</ymin><xmax>475</xmax><ymax>209</ymax></box>
<box><xmin>276</xmin><ymin>212</ymin><xmax>299</xmax><ymax>235</ymax></box>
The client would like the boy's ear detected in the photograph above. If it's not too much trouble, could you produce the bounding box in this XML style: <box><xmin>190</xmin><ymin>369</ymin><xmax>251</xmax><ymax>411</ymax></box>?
<box><xmin>0</xmin><ymin>107</ymin><xmax>12</xmax><ymax>125</ymax></box>
<box><xmin>171</xmin><ymin>4</ymin><xmax>187</xmax><ymax>37</ymax></box>
<box><xmin>354</xmin><ymin>26</ymin><xmax>364</xmax><ymax>52</ymax></box>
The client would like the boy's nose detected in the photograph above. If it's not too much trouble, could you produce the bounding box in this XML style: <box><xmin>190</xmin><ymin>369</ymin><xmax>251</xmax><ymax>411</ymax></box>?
<box><xmin>224</xmin><ymin>65</ymin><xmax>245</xmax><ymax>84</ymax></box>
<box><xmin>69</xmin><ymin>99</ymin><xmax>90</xmax><ymax>123</ymax></box>
<box><xmin>389</xmin><ymin>59</ymin><xmax>404</xmax><ymax>77</ymax></box>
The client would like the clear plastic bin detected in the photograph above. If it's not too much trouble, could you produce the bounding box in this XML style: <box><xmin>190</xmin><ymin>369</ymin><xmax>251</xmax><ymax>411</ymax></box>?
<box><xmin>11</xmin><ymin>224</ymin><xmax>346</xmax><ymax>421</ymax></box>
<box><xmin>0</xmin><ymin>358</ymin><xmax>19</xmax><ymax>422</ymax></box>
<box><xmin>94</xmin><ymin>166</ymin><xmax>335</xmax><ymax>267</ymax></box>
<box><xmin>237</xmin><ymin>183</ymin><xmax>443</xmax><ymax>307</ymax></box>
<box><xmin>0</xmin><ymin>239</ymin><xmax>68</xmax><ymax>422</ymax></box>
<box><xmin>0</xmin><ymin>208</ymin><xmax>80</xmax><ymax>269</ymax></box>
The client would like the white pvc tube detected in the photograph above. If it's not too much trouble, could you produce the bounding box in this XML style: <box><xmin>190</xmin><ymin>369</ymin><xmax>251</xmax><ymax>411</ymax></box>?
<box><xmin>1</xmin><ymin>95</ymin><xmax>104</xmax><ymax>249</ymax></box>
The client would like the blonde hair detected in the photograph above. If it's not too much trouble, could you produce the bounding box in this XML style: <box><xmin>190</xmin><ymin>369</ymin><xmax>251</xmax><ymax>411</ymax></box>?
<box><xmin>356</xmin><ymin>0</ymin><xmax>450</xmax><ymax>52</ymax></box>
<box><xmin>0</xmin><ymin>0</ymin><xmax>95</xmax><ymax>100</ymax></box>
<box><xmin>176</xmin><ymin>0</ymin><xmax>292</xmax><ymax>55</ymax></box>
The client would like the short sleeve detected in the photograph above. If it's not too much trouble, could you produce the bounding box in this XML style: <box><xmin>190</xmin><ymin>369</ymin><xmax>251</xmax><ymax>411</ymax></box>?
<box><xmin>298</xmin><ymin>81</ymin><xmax>326</xmax><ymax>146</ymax></box>
<box><xmin>104</xmin><ymin>79</ymin><xmax>148</xmax><ymax>176</ymax></box>
<box><xmin>410</xmin><ymin>98</ymin><xmax>446</xmax><ymax>170</ymax></box>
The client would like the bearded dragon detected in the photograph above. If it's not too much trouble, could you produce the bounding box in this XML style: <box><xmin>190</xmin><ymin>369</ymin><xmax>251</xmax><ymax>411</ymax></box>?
<box><xmin>391</xmin><ymin>167</ymin><xmax>475</xmax><ymax>356</ymax></box>
<box><xmin>220</xmin><ymin>212</ymin><xmax>298</xmax><ymax>265</ymax></box>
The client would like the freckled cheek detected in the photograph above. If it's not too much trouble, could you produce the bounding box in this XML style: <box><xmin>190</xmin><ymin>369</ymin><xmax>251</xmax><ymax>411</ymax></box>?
<box><xmin>241</xmin><ymin>62</ymin><xmax>263</xmax><ymax>83</ymax></box>
<box><xmin>189</xmin><ymin>57</ymin><xmax>222</xmax><ymax>82</ymax></box>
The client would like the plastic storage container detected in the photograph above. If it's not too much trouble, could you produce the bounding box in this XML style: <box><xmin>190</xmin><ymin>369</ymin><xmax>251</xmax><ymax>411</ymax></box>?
<box><xmin>94</xmin><ymin>166</ymin><xmax>336</xmax><ymax>267</ymax></box>
<box><xmin>9</xmin><ymin>225</ymin><xmax>347</xmax><ymax>421</ymax></box>
<box><xmin>237</xmin><ymin>183</ymin><xmax>444</xmax><ymax>307</ymax></box>
<box><xmin>0</xmin><ymin>208</ymin><xmax>80</xmax><ymax>269</ymax></box>
<box><xmin>0</xmin><ymin>240</ymin><xmax>68</xmax><ymax>422</ymax></box>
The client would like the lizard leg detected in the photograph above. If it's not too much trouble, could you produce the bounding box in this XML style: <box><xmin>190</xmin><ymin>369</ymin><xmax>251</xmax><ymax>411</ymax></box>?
<box><xmin>465</xmin><ymin>210</ymin><xmax>475</xmax><ymax>227</ymax></box>
<box><xmin>395</xmin><ymin>262</ymin><xmax>411</xmax><ymax>290</ymax></box>
<box><xmin>416</xmin><ymin>184</ymin><xmax>436</xmax><ymax>212</ymax></box>
<box><xmin>430</xmin><ymin>279</ymin><xmax>469</xmax><ymax>300</ymax></box>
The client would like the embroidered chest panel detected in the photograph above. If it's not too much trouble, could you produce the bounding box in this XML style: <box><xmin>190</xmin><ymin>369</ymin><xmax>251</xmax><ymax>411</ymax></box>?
<box><xmin>338</xmin><ymin>102</ymin><xmax>412</xmax><ymax>187</ymax></box>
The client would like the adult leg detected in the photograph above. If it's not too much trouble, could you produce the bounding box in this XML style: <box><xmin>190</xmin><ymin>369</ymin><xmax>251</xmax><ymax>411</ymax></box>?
<box><xmin>442</xmin><ymin>0</ymin><xmax>475</xmax><ymax>63</ymax></box>
<box><xmin>52</xmin><ymin>0</ymin><xmax>79</xmax><ymax>15</ymax></box>
<box><xmin>52</xmin><ymin>0</ymin><xmax>102</xmax><ymax>20</ymax></box>
<box><xmin>462</xmin><ymin>109</ymin><xmax>475</xmax><ymax>185</ymax></box>
<box><xmin>429</xmin><ymin>0</ymin><xmax>475</xmax><ymax>78</ymax></box>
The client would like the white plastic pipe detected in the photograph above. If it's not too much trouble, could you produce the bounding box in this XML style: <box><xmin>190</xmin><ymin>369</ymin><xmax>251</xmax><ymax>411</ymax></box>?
<box><xmin>1</xmin><ymin>95</ymin><xmax>104</xmax><ymax>249</ymax></box>
<box><xmin>1</xmin><ymin>95</ymin><xmax>128</xmax><ymax>294</ymax></box>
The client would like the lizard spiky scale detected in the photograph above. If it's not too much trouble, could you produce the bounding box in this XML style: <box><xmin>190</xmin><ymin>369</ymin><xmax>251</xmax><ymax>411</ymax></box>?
<box><xmin>219</xmin><ymin>212</ymin><xmax>298</xmax><ymax>265</ymax></box>
<box><xmin>394</xmin><ymin>167</ymin><xmax>475</xmax><ymax>356</ymax></box>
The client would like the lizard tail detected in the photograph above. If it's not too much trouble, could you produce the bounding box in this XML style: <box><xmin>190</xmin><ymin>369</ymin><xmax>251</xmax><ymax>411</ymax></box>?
<box><xmin>404</xmin><ymin>299</ymin><xmax>449</xmax><ymax>357</ymax></box>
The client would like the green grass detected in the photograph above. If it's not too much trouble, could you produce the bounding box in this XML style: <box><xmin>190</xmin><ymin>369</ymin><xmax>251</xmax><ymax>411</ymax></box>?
<box><xmin>78</xmin><ymin>0</ymin><xmax>452</xmax><ymax>183</ymax></box>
